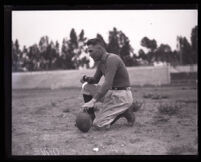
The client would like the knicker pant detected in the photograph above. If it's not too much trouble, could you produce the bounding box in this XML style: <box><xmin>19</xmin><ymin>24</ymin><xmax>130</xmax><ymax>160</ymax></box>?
<box><xmin>81</xmin><ymin>82</ymin><xmax>133</xmax><ymax>128</ymax></box>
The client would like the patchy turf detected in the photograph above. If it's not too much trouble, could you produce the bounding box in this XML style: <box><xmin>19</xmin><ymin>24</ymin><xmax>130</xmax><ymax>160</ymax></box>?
<box><xmin>12</xmin><ymin>84</ymin><xmax>198</xmax><ymax>155</ymax></box>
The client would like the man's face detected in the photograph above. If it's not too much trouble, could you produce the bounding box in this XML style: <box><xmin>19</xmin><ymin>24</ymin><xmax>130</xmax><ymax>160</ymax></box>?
<box><xmin>87</xmin><ymin>45</ymin><xmax>103</xmax><ymax>62</ymax></box>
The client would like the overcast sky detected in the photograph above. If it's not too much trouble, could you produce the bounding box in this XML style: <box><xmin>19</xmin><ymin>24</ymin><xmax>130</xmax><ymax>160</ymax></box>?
<box><xmin>12</xmin><ymin>10</ymin><xmax>197</xmax><ymax>53</ymax></box>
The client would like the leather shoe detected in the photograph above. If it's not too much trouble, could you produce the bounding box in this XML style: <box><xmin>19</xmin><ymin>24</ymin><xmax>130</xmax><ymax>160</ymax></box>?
<box><xmin>122</xmin><ymin>107</ymin><xmax>135</xmax><ymax>126</ymax></box>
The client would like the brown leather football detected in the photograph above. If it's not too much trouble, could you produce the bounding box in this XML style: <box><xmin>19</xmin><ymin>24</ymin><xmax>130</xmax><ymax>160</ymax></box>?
<box><xmin>75</xmin><ymin>112</ymin><xmax>92</xmax><ymax>132</ymax></box>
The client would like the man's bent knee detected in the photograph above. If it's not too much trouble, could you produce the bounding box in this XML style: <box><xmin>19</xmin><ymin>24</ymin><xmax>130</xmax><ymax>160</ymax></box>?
<box><xmin>93</xmin><ymin>117</ymin><xmax>113</xmax><ymax>128</ymax></box>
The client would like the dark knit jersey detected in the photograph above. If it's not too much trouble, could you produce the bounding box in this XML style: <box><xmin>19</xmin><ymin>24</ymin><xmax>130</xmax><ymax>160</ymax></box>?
<box><xmin>87</xmin><ymin>53</ymin><xmax>130</xmax><ymax>101</ymax></box>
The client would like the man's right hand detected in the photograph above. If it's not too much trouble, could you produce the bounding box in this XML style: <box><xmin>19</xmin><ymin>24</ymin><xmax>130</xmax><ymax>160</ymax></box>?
<box><xmin>82</xmin><ymin>98</ymin><xmax>96</xmax><ymax>110</ymax></box>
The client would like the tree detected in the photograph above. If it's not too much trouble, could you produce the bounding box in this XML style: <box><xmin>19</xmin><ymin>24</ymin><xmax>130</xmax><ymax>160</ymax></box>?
<box><xmin>154</xmin><ymin>44</ymin><xmax>172</xmax><ymax>63</ymax></box>
<box><xmin>70</xmin><ymin>28</ymin><xmax>78</xmax><ymax>49</ymax></box>
<box><xmin>53</xmin><ymin>41</ymin><xmax>61</xmax><ymax>70</ymax></box>
<box><xmin>38</xmin><ymin>36</ymin><xmax>50</xmax><ymax>70</ymax></box>
<box><xmin>120</xmin><ymin>40</ymin><xmax>135</xmax><ymax>66</ymax></box>
<box><xmin>74</xmin><ymin>29</ymin><xmax>90</xmax><ymax>69</ymax></box>
<box><xmin>39</xmin><ymin>36</ymin><xmax>49</xmax><ymax>52</ymax></box>
<box><xmin>137</xmin><ymin>49</ymin><xmax>148</xmax><ymax>65</ymax></box>
<box><xmin>27</xmin><ymin>44</ymin><xmax>40</xmax><ymax>71</ymax></box>
<box><xmin>171</xmin><ymin>50</ymin><xmax>180</xmax><ymax>66</ymax></box>
<box><xmin>190</xmin><ymin>25</ymin><xmax>198</xmax><ymax>64</ymax></box>
<box><xmin>141</xmin><ymin>37</ymin><xmax>157</xmax><ymax>52</ymax></box>
<box><xmin>107</xmin><ymin>27</ymin><xmax>120</xmax><ymax>54</ymax></box>
<box><xmin>67</xmin><ymin>28</ymin><xmax>78</xmax><ymax>69</ymax></box>
<box><xmin>46</xmin><ymin>41</ymin><xmax>59</xmax><ymax>70</ymax></box>
<box><xmin>60</xmin><ymin>29</ymin><xmax>90</xmax><ymax>69</ymax></box>
<box><xmin>12</xmin><ymin>39</ymin><xmax>22</xmax><ymax>72</ymax></box>
<box><xmin>107</xmin><ymin>27</ymin><xmax>136</xmax><ymax>66</ymax></box>
<box><xmin>78</xmin><ymin>56</ymin><xmax>90</xmax><ymax>69</ymax></box>
<box><xmin>20</xmin><ymin>46</ymin><xmax>29</xmax><ymax>71</ymax></box>
<box><xmin>61</xmin><ymin>28</ymin><xmax>78</xmax><ymax>69</ymax></box>
<box><xmin>96</xmin><ymin>33</ymin><xmax>107</xmax><ymax>49</ymax></box>
<box><xmin>61</xmin><ymin>38</ymin><xmax>70</xmax><ymax>69</ymax></box>
<box><xmin>77</xmin><ymin>30</ymin><xmax>90</xmax><ymax>69</ymax></box>
<box><xmin>191</xmin><ymin>25</ymin><xmax>198</xmax><ymax>51</ymax></box>
<box><xmin>12</xmin><ymin>40</ymin><xmax>17</xmax><ymax>72</ymax></box>
<box><xmin>38</xmin><ymin>36</ymin><xmax>59</xmax><ymax>70</ymax></box>
<box><xmin>140</xmin><ymin>37</ymin><xmax>158</xmax><ymax>64</ymax></box>
<box><xmin>138</xmin><ymin>49</ymin><xmax>147</xmax><ymax>59</ymax></box>
<box><xmin>177</xmin><ymin>36</ymin><xmax>192</xmax><ymax>65</ymax></box>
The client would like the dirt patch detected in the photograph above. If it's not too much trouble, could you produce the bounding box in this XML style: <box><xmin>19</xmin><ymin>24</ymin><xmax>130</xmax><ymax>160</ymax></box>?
<box><xmin>12</xmin><ymin>84</ymin><xmax>198</xmax><ymax>155</ymax></box>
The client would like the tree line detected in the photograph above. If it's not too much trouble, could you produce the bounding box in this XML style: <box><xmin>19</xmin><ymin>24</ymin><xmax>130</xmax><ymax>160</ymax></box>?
<box><xmin>12</xmin><ymin>26</ymin><xmax>197</xmax><ymax>72</ymax></box>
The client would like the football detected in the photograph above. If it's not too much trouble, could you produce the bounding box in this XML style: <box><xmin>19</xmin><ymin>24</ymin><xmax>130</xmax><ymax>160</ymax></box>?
<box><xmin>75</xmin><ymin>112</ymin><xmax>92</xmax><ymax>132</ymax></box>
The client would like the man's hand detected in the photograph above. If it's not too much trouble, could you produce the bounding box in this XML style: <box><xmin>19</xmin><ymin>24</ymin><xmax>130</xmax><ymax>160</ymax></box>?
<box><xmin>82</xmin><ymin>98</ymin><xmax>96</xmax><ymax>110</ymax></box>
<box><xmin>80</xmin><ymin>75</ymin><xmax>87</xmax><ymax>83</ymax></box>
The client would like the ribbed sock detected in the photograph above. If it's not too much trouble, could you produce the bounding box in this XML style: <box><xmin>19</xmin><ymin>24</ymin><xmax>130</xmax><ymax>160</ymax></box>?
<box><xmin>83</xmin><ymin>94</ymin><xmax>95</xmax><ymax>121</ymax></box>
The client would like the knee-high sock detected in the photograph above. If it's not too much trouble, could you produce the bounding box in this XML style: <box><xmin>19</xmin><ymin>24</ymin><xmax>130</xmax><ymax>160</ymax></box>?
<box><xmin>83</xmin><ymin>94</ymin><xmax>95</xmax><ymax>121</ymax></box>
<box><xmin>83</xmin><ymin>94</ymin><xmax>93</xmax><ymax>102</ymax></box>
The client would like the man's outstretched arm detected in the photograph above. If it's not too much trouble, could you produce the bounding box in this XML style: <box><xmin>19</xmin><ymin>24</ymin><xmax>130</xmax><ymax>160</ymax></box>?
<box><xmin>82</xmin><ymin>66</ymin><xmax>102</xmax><ymax>84</ymax></box>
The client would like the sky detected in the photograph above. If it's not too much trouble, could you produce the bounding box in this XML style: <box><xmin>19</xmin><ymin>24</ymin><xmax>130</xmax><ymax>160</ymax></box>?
<box><xmin>12</xmin><ymin>10</ymin><xmax>197</xmax><ymax>53</ymax></box>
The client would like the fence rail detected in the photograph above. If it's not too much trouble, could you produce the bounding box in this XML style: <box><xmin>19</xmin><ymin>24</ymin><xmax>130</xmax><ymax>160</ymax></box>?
<box><xmin>12</xmin><ymin>65</ymin><xmax>171</xmax><ymax>89</ymax></box>
<box><xmin>169</xmin><ymin>64</ymin><xmax>197</xmax><ymax>73</ymax></box>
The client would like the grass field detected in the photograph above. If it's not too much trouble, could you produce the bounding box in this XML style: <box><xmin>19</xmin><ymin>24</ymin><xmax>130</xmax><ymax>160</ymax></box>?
<box><xmin>12</xmin><ymin>82</ymin><xmax>198</xmax><ymax>155</ymax></box>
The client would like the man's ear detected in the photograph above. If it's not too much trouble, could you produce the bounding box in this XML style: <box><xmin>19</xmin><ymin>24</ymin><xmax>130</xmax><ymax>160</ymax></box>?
<box><xmin>97</xmin><ymin>45</ymin><xmax>104</xmax><ymax>51</ymax></box>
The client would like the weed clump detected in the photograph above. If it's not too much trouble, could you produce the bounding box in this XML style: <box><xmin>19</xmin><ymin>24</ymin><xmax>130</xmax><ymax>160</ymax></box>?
<box><xmin>143</xmin><ymin>93</ymin><xmax>168</xmax><ymax>100</ymax></box>
<box><xmin>132</xmin><ymin>101</ymin><xmax>144</xmax><ymax>112</ymax></box>
<box><xmin>157</xmin><ymin>103</ymin><xmax>181</xmax><ymax>116</ymax></box>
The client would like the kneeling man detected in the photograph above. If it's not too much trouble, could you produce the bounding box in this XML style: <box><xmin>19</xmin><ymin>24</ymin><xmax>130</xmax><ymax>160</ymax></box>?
<box><xmin>81</xmin><ymin>38</ymin><xmax>135</xmax><ymax>130</ymax></box>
